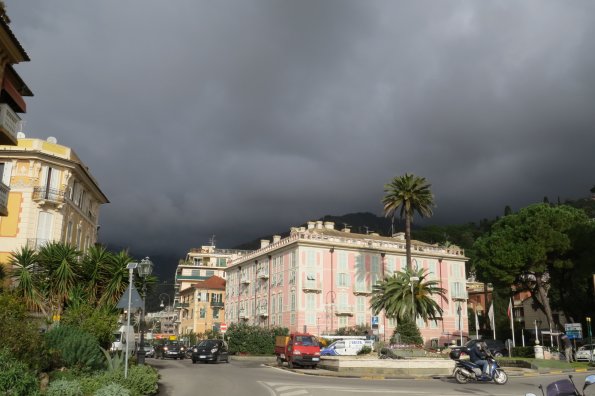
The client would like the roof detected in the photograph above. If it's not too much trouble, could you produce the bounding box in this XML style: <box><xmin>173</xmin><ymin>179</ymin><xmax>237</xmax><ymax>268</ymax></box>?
<box><xmin>0</xmin><ymin>17</ymin><xmax>30</xmax><ymax>62</ymax></box>
<box><xmin>192</xmin><ymin>275</ymin><xmax>226</xmax><ymax>290</ymax></box>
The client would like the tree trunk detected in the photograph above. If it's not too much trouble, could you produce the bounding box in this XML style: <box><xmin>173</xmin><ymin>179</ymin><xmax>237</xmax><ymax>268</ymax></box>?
<box><xmin>405</xmin><ymin>214</ymin><xmax>412</xmax><ymax>271</ymax></box>
<box><xmin>535</xmin><ymin>275</ymin><xmax>555</xmax><ymax>330</ymax></box>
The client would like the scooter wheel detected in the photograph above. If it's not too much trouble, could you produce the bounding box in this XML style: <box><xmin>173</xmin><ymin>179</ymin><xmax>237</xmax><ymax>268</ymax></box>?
<box><xmin>493</xmin><ymin>369</ymin><xmax>508</xmax><ymax>385</ymax></box>
<box><xmin>454</xmin><ymin>369</ymin><xmax>469</xmax><ymax>384</ymax></box>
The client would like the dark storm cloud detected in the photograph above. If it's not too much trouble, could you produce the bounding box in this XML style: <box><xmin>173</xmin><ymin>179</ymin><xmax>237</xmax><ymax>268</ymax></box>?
<box><xmin>6</xmin><ymin>1</ymin><xmax>595</xmax><ymax>258</ymax></box>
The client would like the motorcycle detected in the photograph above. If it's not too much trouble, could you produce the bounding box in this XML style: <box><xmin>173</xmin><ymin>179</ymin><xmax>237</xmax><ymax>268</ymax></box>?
<box><xmin>525</xmin><ymin>374</ymin><xmax>595</xmax><ymax>396</ymax></box>
<box><xmin>449</xmin><ymin>348</ymin><xmax>508</xmax><ymax>385</ymax></box>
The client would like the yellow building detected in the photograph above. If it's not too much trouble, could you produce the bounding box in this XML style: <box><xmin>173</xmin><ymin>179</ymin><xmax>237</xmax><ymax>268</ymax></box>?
<box><xmin>0</xmin><ymin>5</ymin><xmax>34</xmax><ymax>215</ymax></box>
<box><xmin>179</xmin><ymin>276</ymin><xmax>226</xmax><ymax>336</ymax></box>
<box><xmin>0</xmin><ymin>136</ymin><xmax>109</xmax><ymax>268</ymax></box>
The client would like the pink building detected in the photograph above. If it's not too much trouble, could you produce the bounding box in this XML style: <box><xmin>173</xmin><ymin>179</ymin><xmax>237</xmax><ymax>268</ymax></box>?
<box><xmin>224</xmin><ymin>221</ymin><xmax>469</xmax><ymax>347</ymax></box>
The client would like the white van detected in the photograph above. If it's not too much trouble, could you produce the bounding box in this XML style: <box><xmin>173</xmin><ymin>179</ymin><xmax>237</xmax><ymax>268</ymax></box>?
<box><xmin>321</xmin><ymin>339</ymin><xmax>372</xmax><ymax>356</ymax></box>
<box><xmin>110</xmin><ymin>325</ymin><xmax>136</xmax><ymax>355</ymax></box>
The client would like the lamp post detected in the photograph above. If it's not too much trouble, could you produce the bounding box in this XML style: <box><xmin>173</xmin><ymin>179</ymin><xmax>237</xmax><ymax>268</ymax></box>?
<box><xmin>124</xmin><ymin>262</ymin><xmax>138</xmax><ymax>379</ymax></box>
<box><xmin>136</xmin><ymin>257</ymin><xmax>154</xmax><ymax>366</ymax></box>
<box><xmin>159</xmin><ymin>293</ymin><xmax>171</xmax><ymax>310</ymax></box>
<box><xmin>587</xmin><ymin>317</ymin><xmax>592</xmax><ymax>362</ymax></box>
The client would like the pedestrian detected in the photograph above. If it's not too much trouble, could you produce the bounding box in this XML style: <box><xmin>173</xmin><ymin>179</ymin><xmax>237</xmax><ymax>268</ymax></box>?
<box><xmin>561</xmin><ymin>332</ymin><xmax>573</xmax><ymax>363</ymax></box>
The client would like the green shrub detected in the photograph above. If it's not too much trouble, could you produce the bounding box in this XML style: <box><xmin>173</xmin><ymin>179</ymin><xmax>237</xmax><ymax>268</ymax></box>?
<box><xmin>46</xmin><ymin>378</ymin><xmax>83</xmax><ymax>396</ymax></box>
<box><xmin>0</xmin><ymin>348</ymin><xmax>40</xmax><ymax>395</ymax></box>
<box><xmin>123</xmin><ymin>365</ymin><xmax>159</xmax><ymax>396</ymax></box>
<box><xmin>61</xmin><ymin>303</ymin><xmax>119</xmax><ymax>350</ymax></box>
<box><xmin>45</xmin><ymin>324</ymin><xmax>104</xmax><ymax>371</ymax></box>
<box><xmin>0</xmin><ymin>293</ymin><xmax>49</xmax><ymax>370</ymax></box>
<box><xmin>227</xmin><ymin>323</ymin><xmax>288</xmax><ymax>355</ymax></box>
<box><xmin>95</xmin><ymin>382</ymin><xmax>131</xmax><ymax>396</ymax></box>
<box><xmin>357</xmin><ymin>346</ymin><xmax>372</xmax><ymax>355</ymax></box>
<box><xmin>511</xmin><ymin>346</ymin><xmax>534</xmax><ymax>358</ymax></box>
<box><xmin>391</xmin><ymin>317</ymin><xmax>423</xmax><ymax>346</ymax></box>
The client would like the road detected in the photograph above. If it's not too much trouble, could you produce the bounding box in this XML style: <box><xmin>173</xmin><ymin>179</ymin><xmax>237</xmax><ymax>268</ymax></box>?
<box><xmin>148</xmin><ymin>357</ymin><xmax>593</xmax><ymax>396</ymax></box>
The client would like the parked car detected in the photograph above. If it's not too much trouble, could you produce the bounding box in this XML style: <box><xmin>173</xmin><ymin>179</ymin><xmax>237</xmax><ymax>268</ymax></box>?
<box><xmin>155</xmin><ymin>341</ymin><xmax>186</xmax><ymax>360</ymax></box>
<box><xmin>191</xmin><ymin>339</ymin><xmax>229</xmax><ymax>364</ymax></box>
<box><xmin>575</xmin><ymin>344</ymin><xmax>595</xmax><ymax>362</ymax></box>
<box><xmin>453</xmin><ymin>339</ymin><xmax>508</xmax><ymax>358</ymax></box>
<box><xmin>140</xmin><ymin>343</ymin><xmax>155</xmax><ymax>358</ymax></box>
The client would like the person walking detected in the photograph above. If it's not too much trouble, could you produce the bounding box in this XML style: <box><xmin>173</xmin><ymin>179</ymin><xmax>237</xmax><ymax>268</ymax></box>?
<box><xmin>561</xmin><ymin>332</ymin><xmax>573</xmax><ymax>363</ymax></box>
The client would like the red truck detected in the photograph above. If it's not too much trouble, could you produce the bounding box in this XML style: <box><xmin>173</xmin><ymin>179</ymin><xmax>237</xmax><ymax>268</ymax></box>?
<box><xmin>275</xmin><ymin>333</ymin><xmax>321</xmax><ymax>369</ymax></box>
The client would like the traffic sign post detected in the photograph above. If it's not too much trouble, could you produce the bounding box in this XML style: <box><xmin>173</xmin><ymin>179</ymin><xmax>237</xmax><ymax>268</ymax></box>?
<box><xmin>220</xmin><ymin>323</ymin><xmax>228</xmax><ymax>333</ymax></box>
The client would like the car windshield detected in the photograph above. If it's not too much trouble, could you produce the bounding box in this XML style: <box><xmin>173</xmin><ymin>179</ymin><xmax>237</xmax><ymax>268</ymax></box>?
<box><xmin>294</xmin><ymin>336</ymin><xmax>317</xmax><ymax>346</ymax></box>
<box><xmin>198</xmin><ymin>340</ymin><xmax>218</xmax><ymax>348</ymax></box>
<box><xmin>579</xmin><ymin>345</ymin><xmax>594</xmax><ymax>351</ymax></box>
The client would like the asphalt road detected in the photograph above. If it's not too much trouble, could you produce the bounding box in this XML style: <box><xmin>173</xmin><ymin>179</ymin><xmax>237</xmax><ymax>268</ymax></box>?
<box><xmin>148</xmin><ymin>357</ymin><xmax>594</xmax><ymax>396</ymax></box>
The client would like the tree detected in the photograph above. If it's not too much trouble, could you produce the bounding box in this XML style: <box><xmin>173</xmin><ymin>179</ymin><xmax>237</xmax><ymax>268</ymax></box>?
<box><xmin>9</xmin><ymin>245</ymin><xmax>46</xmax><ymax>314</ymax></box>
<box><xmin>382</xmin><ymin>173</ymin><xmax>435</xmax><ymax>270</ymax></box>
<box><xmin>391</xmin><ymin>316</ymin><xmax>423</xmax><ymax>345</ymax></box>
<box><xmin>473</xmin><ymin>203</ymin><xmax>590</xmax><ymax>329</ymax></box>
<box><xmin>370</xmin><ymin>268</ymin><xmax>446</xmax><ymax>323</ymax></box>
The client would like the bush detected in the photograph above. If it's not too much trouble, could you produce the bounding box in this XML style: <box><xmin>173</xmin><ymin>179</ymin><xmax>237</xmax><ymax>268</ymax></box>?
<box><xmin>45</xmin><ymin>324</ymin><xmax>104</xmax><ymax>371</ymax></box>
<box><xmin>0</xmin><ymin>293</ymin><xmax>49</xmax><ymax>370</ymax></box>
<box><xmin>95</xmin><ymin>382</ymin><xmax>131</xmax><ymax>396</ymax></box>
<box><xmin>227</xmin><ymin>323</ymin><xmax>288</xmax><ymax>355</ymax></box>
<box><xmin>391</xmin><ymin>317</ymin><xmax>423</xmax><ymax>346</ymax></box>
<box><xmin>511</xmin><ymin>346</ymin><xmax>534</xmax><ymax>358</ymax></box>
<box><xmin>0</xmin><ymin>348</ymin><xmax>40</xmax><ymax>395</ymax></box>
<box><xmin>61</xmin><ymin>303</ymin><xmax>119</xmax><ymax>350</ymax></box>
<box><xmin>122</xmin><ymin>365</ymin><xmax>159</xmax><ymax>396</ymax></box>
<box><xmin>357</xmin><ymin>346</ymin><xmax>372</xmax><ymax>355</ymax></box>
<box><xmin>46</xmin><ymin>378</ymin><xmax>83</xmax><ymax>396</ymax></box>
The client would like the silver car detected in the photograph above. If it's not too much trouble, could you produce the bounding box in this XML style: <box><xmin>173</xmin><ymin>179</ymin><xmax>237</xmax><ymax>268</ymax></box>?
<box><xmin>575</xmin><ymin>344</ymin><xmax>595</xmax><ymax>362</ymax></box>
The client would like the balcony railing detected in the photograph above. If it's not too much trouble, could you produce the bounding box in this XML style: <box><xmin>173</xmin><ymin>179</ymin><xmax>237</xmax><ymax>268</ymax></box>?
<box><xmin>26</xmin><ymin>238</ymin><xmax>53</xmax><ymax>250</ymax></box>
<box><xmin>257</xmin><ymin>270</ymin><xmax>269</xmax><ymax>279</ymax></box>
<box><xmin>353</xmin><ymin>284</ymin><xmax>372</xmax><ymax>295</ymax></box>
<box><xmin>302</xmin><ymin>279</ymin><xmax>322</xmax><ymax>293</ymax></box>
<box><xmin>258</xmin><ymin>306</ymin><xmax>268</xmax><ymax>317</ymax></box>
<box><xmin>210</xmin><ymin>301</ymin><xmax>224</xmax><ymax>308</ymax></box>
<box><xmin>240</xmin><ymin>276</ymin><xmax>251</xmax><ymax>284</ymax></box>
<box><xmin>334</xmin><ymin>305</ymin><xmax>354</xmax><ymax>316</ymax></box>
<box><xmin>0</xmin><ymin>103</ymin><xmax>21</xmax><ymax>145</ymax></box>
<box><xmin>239</xmin><ymin>310</ymin><xmax>248</xmax><ymax>319</ymax></box>
<box><xmin>32</xmin><ymin>186</ymin><xmax>66</xmax><ymax>204</ymax></box>
<box><xmin>0</xmin><ymin>182</ymin><xmax>9</xmax><ymax>216</ymax></box>
<box><xmin>451</xmin><ymin>290</ymin><xmax>468</xmax><ymax>300</ymax></box>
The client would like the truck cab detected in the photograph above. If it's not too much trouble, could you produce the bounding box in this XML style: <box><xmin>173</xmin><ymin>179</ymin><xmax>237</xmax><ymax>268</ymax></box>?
<box><xmin>275</xmin><ymin>333</ymin><xmax>321</xmax><ymax>369</ymax></box>
<box><xmin>110</xmin><ymin>325</ymin><xmax>136</xmax><ymax>356</ymax></box>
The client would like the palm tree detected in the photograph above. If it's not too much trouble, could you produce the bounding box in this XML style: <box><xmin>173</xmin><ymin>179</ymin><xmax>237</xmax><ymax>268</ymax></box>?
<box><xmin>9</xmin><ymin>245</ymin><xmax>46</xmax><ymax>314</ymax></box>
<box><xmin>81</xmin><ymin>245</ymin><xmax>114</xmax><ymax>305</ymax></box>
<box><xmin>382</xmin><ymin>173</ymin><xmax>434</xmax><ymax>270</ymax></box>
<box><xmin>370</xmin><ymin>268</ymin><xmax>446</xmax><ymax>322</ymax></box>
<box><xmin>99</xmin><ymin>250</ymin><xmax>134</xmax><ymax>307</ymax></box>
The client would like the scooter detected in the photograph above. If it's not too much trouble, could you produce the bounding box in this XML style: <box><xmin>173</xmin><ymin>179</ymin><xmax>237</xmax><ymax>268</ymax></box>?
<box><xmin>449</xmin><ymin>348</ymin><xmax>508</xmax><ymax>385</ymax></box>
<box><xmin>525</xmin><ymin>374</ymin><xmax>595</xmax><ymax>396</ymax></box>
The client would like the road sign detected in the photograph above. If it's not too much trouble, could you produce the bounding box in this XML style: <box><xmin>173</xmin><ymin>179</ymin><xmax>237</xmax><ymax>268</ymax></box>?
<box><xmin>565</xmin><ymin>323</ymin><xmax>583</xmax><ymax>340</ymax></box>
<box><xmin>220</xmin><ymin>323</ymin><xmax>228</xmax><ymax>333</ymax></box>
<box><xmin>371</xmin><ymin>316</ymin><xmax>379</xmax><ymax>329</ymax></box>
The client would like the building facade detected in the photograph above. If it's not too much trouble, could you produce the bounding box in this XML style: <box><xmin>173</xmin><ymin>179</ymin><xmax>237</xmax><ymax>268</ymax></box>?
<box><xmin>0</xmin><ymin>136</ymin><xmax>109</xmax><ymax>267</ymax></box>
<box><xmin>225</xmin><ymin>221</ymin><xmax>469</xmax><ymax>347</ymax></box>
<box><xmin>173</xmin><ymin>245</ymin><xmax>250</xmax><ymax>333</ymax></box>
<box><xmin>0</xmin><ymin>6</ymin><xmax>34</xmax><ymax>215</ymax></box>
<box><xmin>178</xmin><ymin>276</ymin><xmax>226</xmax><ymax>336</ymax></box>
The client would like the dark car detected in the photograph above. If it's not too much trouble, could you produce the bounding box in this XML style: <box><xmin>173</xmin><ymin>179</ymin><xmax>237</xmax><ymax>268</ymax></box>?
<box><xmin>454</xmin><ymin>339</ymin><xmax>508</xmax><ymax>358</ymax></box>
<box><xmin>155</xmin><ymin>341</ymin><xmax>186</xmax><ymax>360</ymax></box>
<box><xmin>191</xmin><ymin>339</ymin><xmax>229</xmax><ymax>364</ymax></box>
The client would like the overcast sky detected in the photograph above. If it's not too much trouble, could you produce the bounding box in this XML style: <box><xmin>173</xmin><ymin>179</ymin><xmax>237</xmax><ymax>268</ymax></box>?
<box><xmin>6</xmin><ymin>1</ymin><xmax>595</xmax><ymax>263</ymax></box>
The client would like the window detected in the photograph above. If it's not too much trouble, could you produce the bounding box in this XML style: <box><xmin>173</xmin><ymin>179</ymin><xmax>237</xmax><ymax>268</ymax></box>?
<box><xmin>306</xmin><ymin>294</ymin><xmax>316</xmax><ymax>325</ymax></box>
<box><xmin>338</xmin><ymin>316</ymin><xmax>348</xmax><ymax>328</ymax></box>
<box><xmin>356</xmin><ymin>296</ymin><xmax>365</xmax><ymax>312</ymax></box>
<box><xmin>356</xmin><ymin>314</ymin><xmax>365</xmax><ymax>326</ymax></box>
<box><xmin>200</xmin><ymin>308</ymin><xmax>206</xmax><ymax>318</ymax></box>
<box><xmin>388</xmin><ymin>317</ymin><xmax>397</xmax><ymax>327</ymax></box>
<box><xmin>213</xmin><ymin>309</ymin><xmax>220</xmax><ymax>319</ymax></box>
<box><xmin>271</xmin><ymin>294</ymin><xmax>276</xmax><ymax>313</ymax></box>
<box><xmin>290</xmin><ymin>291</ymin><xmax>296</xmax><ymax>311</ymax></box>
<box><xmin>386</xmin><ymin>257</ymin><xmax>396</xmax><ymax>275</ymax></box>
<box><xmin>217</xmin><ymin>258</ymin><xmax>227</xmax><ymax>267</ymax></box>
<box><xmin>65</xmin><ymin>221</ymin><xmax>73</xmax><ymax>244</ymax></box>
<box><xmin>337</xmin><ymin>253</ymin><xmax>350</xmax><ymax>287</ymax></box>
<box><xmin>206</xmin><ymin>270</ymin><xmax>214</xmax><ymax>277</ymax></box>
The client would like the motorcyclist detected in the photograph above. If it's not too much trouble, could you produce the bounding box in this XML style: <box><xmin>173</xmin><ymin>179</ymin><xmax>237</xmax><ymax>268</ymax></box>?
<box><xmin>468</xmin><ymin>341</ymin><xmax>491</xmax><ymax>380</ymax></box>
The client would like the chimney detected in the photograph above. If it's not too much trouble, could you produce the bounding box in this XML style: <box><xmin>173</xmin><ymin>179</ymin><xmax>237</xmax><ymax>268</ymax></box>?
<box><xmin>324</xmin><ymin>221</ymin><xmax>335</xmax><ymax>230</ymax></box>
<box><xmin>260</xmin><ymin>239</ymin><xmax>270</xmax><ymax>249</ymax></box>
<box><xmin>316</xmin><ymin>221</ymin><xmax>323</xmax><ymax>229</ymax></box>
<box><xmin>272</xmin><ymin>235</ymin><xmax>281</xmax><ymax>243</ymax></box>
<box><xmin>307</xmin><ymin>221</ymin><xmax>315</xmax><ymax>230</ymax></box>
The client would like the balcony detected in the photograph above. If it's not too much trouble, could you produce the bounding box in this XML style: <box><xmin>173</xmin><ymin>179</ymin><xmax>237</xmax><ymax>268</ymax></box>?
<box><xmin>302</xmin><ymin>279</ymin><xmax>322</xmax><ymax>293</ymax></box>
<box><xmin>0</xmin><ymin>182</ymin><xmax>8</xmax><ymax>216</ymax></box>
<box><xmin>239</xmin><ymin>310</ymin><xmax>248</xmax><ymax>320</ymax></box>
<box><xmin>240</xmin><ymin>276</ymin><xmax>251</xmax><ymax>285</ymax></box>
<box><xmin>334</xmin><ymin>305</ymin><xmax>354</xmax><ymax>316</ymax></box>
<box><xmin>353</xmin><ymin>284</ymin><xmax>372</xmax><ymax>295</ymax></box>
<box><xmin>258</xmin><ymin>306</ymin><xmax>268</xmax><ymax>317</ymax></box>
<box><xmin>0</xmin><ymin>103</ymin><xmax>20</xmax><ymax>145</ymax></box>
<box><xmin>32</xmin><ymin>186</ymin><xmax>66</xmax><ymax>205</ymax></box>
<box><xmin>451</xmin><ymin>290</ymin><xmax>468</xmax><ymax>301</ymax></box>
<box><xmin>174</xmin><ymin>302</ymin><xmax>189</xmax><ymax>309</ymax></box>
<box><xmin>257</xmin><ymin>270</ymin><xmax>269</xmax><ymax>279</ymax></box>
<box><xmin>210</xmin><ymin>301</ymin><xmax>224</xmax><ymax>308</ymax></box>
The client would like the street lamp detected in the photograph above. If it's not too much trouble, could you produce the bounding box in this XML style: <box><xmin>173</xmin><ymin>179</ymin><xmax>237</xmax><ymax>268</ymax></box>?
<box><xmin>587</xmin><ymin>317</ymin><xmax>592</xmax><ymax>362</ymax></box>
<box><xmin>159</xmin><ymin>293</ymin><xmax>171</xmax><ymax>310</ymax></box>
<box><xmin>124</xmin><ymin>262</ymin><xmax>137</xmax><ymax>379</ymax></box>
<box><xmin>136</xmin><ymin>257</ymin><xmax>153</xmax><ymax>366</ymax></box>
